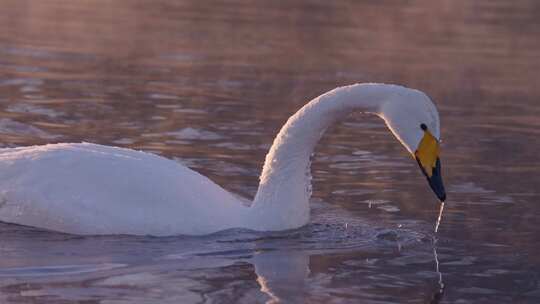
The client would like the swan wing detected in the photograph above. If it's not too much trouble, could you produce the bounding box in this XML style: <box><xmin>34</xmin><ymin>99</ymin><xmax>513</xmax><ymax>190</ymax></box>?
<box><xmin>0</xmin><ymin>143</ymin><xmax>244</xmax><ymax>235</ymax></box>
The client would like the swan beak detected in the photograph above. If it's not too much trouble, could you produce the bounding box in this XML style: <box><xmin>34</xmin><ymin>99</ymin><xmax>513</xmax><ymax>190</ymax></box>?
<box><xmin>415</xmin><ymin>131</ymin><xmax>446</xmax><ymax>202</ymax></box>
<box><xmin>425</xmin><ymin>157</ymin><xmax>446</xmax><ymax>202</ymax></box>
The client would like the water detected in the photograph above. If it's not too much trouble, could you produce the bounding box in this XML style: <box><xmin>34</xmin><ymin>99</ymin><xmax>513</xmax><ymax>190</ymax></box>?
<box><xmin>1</xmin><ymin>1</ymin><xmax>539</xmax><ymax>303</ymax></box>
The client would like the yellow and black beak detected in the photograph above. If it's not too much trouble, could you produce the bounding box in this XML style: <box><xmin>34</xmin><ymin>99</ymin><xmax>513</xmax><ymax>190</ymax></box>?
<box><xmin>414</xmin><ymin>127</ymin><xmax>446</xmax><ymax>202</ymax></box>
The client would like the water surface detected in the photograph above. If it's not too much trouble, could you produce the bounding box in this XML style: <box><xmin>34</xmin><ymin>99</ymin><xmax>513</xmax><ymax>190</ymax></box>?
<box><xmin>0</xmin><ymin>1</ymin><xmax>539</xmax><ymax>303</ymax></box>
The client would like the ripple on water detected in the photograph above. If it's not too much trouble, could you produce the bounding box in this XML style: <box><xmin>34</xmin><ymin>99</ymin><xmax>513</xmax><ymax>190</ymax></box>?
<box><xmin>6</xmin><ymin>104</ymin><xmax>64</xmax><ymax>118</ymax></box>
<box><xmin>0</xmin><ymin>78</ymin><xmax>44</xmax><ymax>87</ymax></box>
<box><xmin>165</xmin><ymin>127</ymin><xmax>224</xmax><ymax>141</ymax></box>
<box><xmin>0</xmin><ymin>263</ymin><xmax>126</xmax><ymax>277</ymax></box>
<box><xmin>449</xmin><ymin>181</ymin><xmax>515</xmax><ymax>205</ymax></box>
<box><xmin>0</xmin><ymin>118</ymin><xmax>60</xmax><ymax>139</ymax></box>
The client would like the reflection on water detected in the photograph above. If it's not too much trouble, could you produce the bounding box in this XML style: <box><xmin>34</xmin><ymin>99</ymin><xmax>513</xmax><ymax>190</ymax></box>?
<box><xmin>1</xmin><ymin>0</ymin><xmax>540</xmax><ymax>303</ymax></box>
<box><xmin>253</xmin><ymin>250</ymin><xmax>310</xmax><ymax>303</ymax></box>
<box><xmin>430</xmin><ymin>239</ymin><xmax>445</xmax><ymax>304</ymax></box>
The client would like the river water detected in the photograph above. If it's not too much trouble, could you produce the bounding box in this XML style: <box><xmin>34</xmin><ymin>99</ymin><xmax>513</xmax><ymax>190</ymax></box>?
<box><xmin>0</xmin><ymin>1</ymin><xmax>539</xmax><ymax>303</ymax></box>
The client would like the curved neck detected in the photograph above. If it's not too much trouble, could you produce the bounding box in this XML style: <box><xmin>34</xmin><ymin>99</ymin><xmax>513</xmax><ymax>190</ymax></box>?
<box><xmin>249</xmin><ymin>83</ymin><xmax>401</xmax><ymax>230</ymax></box>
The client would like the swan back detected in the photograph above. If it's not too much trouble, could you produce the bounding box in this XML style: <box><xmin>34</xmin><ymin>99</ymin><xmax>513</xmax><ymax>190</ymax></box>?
<box><xmin>0</xmin><ymin>143</ymin><xmax>247</xmax><ymax>235</ymax></box>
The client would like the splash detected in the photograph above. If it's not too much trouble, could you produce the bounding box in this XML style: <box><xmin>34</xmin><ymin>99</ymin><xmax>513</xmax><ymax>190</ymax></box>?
<box><xmin>430</xmin><ymin>237</ymin><xmax>445</xmax><ymax>303</ymax></box>
<box><xmin>434</xmin><ymin>202</ymin><xmax>445</xmax><ymax>233</ymax></box>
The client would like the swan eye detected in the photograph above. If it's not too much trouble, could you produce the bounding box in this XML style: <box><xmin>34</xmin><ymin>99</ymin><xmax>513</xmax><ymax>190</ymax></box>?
<box><xmin>420</xmin><ymin>123</ymin><xmax>427</xmax><ymax>131</ymax></box>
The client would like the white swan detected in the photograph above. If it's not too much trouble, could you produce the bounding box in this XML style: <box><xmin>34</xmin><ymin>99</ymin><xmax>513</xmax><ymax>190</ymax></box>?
<box><xmin>0</xmin><ymin>83</ymin><xmax>445</xmax><ymax>236</ymax></box>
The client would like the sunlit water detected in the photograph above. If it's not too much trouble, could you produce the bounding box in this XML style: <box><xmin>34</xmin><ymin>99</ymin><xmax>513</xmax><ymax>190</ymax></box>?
<box><xmin>1</xmin><ymin>1</ymin><xmax>539</xmax><ymax>303</ymax></box>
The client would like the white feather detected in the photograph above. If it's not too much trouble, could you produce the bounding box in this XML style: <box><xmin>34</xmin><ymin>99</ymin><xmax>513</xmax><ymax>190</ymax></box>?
<box><xmin>0</xmin><ymin>83</ymin><xmax>440</xmax><ymax>236</ymax></box>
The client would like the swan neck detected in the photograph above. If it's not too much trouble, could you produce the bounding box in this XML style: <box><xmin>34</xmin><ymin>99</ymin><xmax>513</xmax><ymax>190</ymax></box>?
<box><xmin>249</xmin><ymin>84</ymin><xmax>397</xmax><ymax>230</ymax></box>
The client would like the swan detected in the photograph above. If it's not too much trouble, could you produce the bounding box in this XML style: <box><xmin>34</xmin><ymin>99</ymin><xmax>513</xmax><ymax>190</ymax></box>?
<box><xmin>0</xmin><ymin>83</ymin><xmax>446</xmax><ymax>236</ymax></box>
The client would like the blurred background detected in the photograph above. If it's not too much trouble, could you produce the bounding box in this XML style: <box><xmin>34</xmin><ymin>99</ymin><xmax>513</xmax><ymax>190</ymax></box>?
<box><xmin>0</xmin><ymin>1</ymin><xmax>539</xmax><ymax>303</ymax></box>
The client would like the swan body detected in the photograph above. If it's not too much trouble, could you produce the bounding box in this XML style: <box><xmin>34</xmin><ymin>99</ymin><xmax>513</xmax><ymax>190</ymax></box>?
<box><xmin>0</xmin><ymin>143</ymin><xmax>249</xmax><ymax>235</ymax></box>
<box><xmin>0</xmin><ymin>83</ymin><xmax>445</xmax><ymax>236</ymax></box>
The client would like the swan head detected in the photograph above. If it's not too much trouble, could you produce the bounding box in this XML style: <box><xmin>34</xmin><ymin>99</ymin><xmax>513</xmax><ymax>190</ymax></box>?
<box><xmin>379</xmin><ymin>90</ymin><xmax>446</xmax><ymax>202</ymax></box>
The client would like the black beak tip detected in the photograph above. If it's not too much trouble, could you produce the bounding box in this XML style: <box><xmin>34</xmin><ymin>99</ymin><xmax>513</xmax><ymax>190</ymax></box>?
<box><xmin>438</xmin><ymin>192</ymin><xmax>446</xmax><ymax>203</ymax></box>
<box><xmin>424</xmin><ymin>158</ymin><xmax>446</xmax><ymax>203</ymax></box>
<box><xmin>429</xmin><ymin>179</ymin><xmax>446</xmax><ymax>202</ymax></box>
<box><xmin>415</xmin><ymin>156</ymin><xmax>446</xmax><ymax>203</ymax></box>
